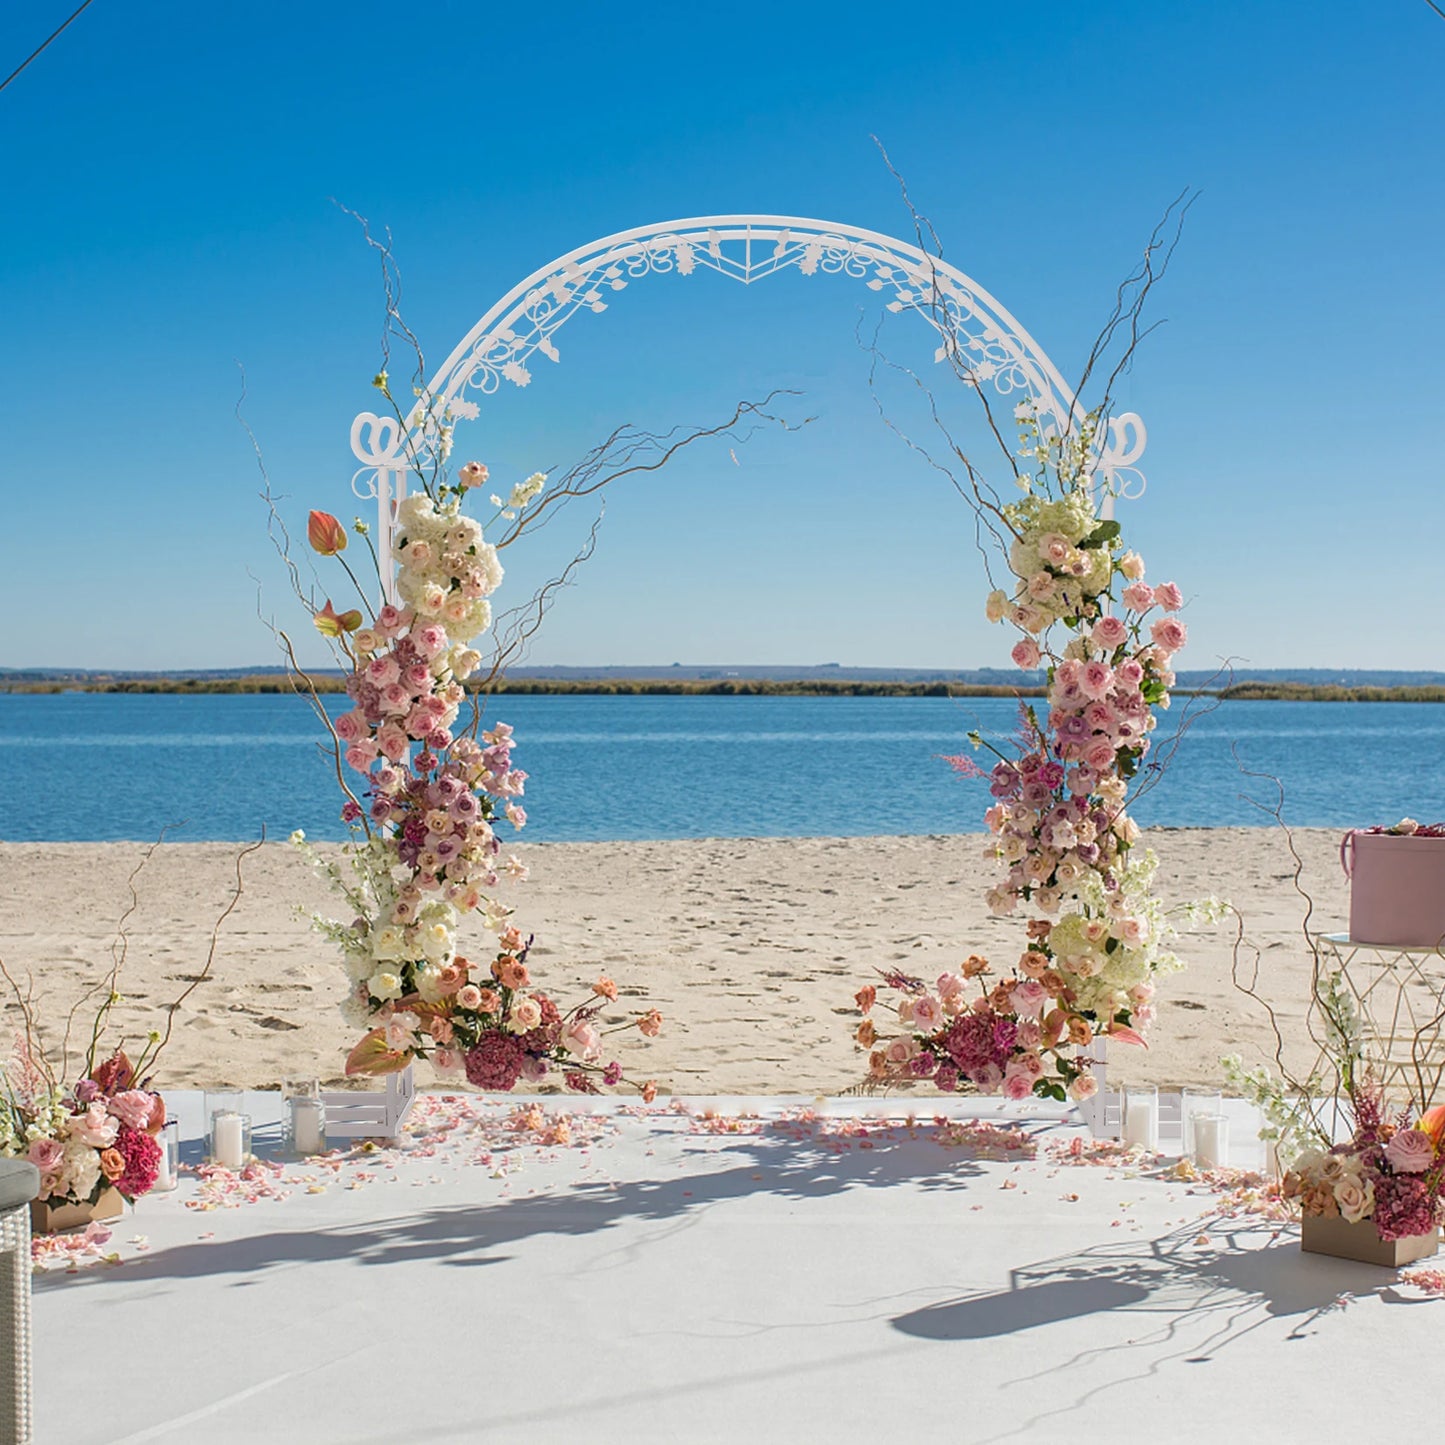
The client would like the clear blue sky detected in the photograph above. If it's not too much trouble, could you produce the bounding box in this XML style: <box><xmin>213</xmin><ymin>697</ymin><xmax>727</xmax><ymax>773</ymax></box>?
<box><xmin>2</xmin><ymin>0</ymin><xmax>1441</xmax><ymax>672</ymax></box>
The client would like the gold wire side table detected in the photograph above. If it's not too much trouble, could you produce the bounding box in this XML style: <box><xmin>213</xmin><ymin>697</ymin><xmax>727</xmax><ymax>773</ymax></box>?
<box><xmin>1311</xmin><ymin>933</ymin><xmax>1445</xmax><ymax>1115</ymax></box>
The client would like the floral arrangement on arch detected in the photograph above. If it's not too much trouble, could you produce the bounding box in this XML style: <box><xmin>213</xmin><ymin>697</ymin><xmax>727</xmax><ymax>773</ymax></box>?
<box><xmin>293</xmin><ymin>447</ymin><xmax>661</xmax><ymax>1096</ymax></box>
<box><xmin>853</xmin><ymin>403</ymin><xmax>1208</xmax><ymax>1101</ymax></box>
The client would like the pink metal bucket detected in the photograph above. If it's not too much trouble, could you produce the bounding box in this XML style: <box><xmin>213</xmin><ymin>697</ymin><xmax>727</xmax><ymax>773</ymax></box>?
<box><xmin>1341</xmin><ymin>830</ymin><xmax>1445</xmax><ymax>948</ymax></box>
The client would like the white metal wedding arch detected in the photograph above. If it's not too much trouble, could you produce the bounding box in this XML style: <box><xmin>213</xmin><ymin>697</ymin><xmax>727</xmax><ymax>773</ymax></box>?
<box><xmin>348</xmin><ymin>215</ymin><xmax>1149</xmax><ymax>570</ymax></box>
<box><xmin>327</xmin><ymin>214</ymin><xmax>1148</xmax><ymax>1138</ymax></box>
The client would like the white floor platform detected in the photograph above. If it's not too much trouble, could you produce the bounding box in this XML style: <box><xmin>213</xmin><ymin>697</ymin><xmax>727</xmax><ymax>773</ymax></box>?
<box><xmin>31</xmin><ymin>1093</ymin><xmax>1441</xmax><ymax>1444</ymax></box>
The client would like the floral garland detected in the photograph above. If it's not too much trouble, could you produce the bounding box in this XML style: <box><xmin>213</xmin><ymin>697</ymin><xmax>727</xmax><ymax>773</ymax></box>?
<box><xmin>297</xmin><ymin>461</ymin><xmax>658</xmax><ymax>1095</ymax></box>
<box><xmin>853</xmin><ymin>405</ymin><xmax>1197</xmax><ymax>1101</ymax></box>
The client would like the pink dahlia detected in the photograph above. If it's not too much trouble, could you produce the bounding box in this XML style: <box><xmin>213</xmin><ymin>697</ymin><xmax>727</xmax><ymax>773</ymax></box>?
<box><xmin>464</xmin><ymin>1031</ymin><xmax>526</xmax><ymax>1091</ymax></box>
<box><xmin>114</xmin><ymin>1126</ymin><xmax>161</xmax><ymax>1199</ymax></box>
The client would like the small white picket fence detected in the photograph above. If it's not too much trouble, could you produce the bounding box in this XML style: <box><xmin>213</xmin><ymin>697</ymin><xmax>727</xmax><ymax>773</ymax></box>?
<box><xmin>320</xmin><ymin>1067</ymin><xmax>417</xmax><ymax>1142</ymax></box>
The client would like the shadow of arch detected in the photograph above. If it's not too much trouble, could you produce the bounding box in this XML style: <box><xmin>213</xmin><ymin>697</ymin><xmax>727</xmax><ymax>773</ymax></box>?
<box><xmin>893</xmin><ymin>1277</ymin><xmax>1150</xmax><ymax>1340</ymax></box>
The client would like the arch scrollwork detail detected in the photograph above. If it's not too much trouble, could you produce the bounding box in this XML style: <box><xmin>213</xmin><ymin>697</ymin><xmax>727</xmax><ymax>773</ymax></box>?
<box><xmin>352</xmin><ymin>216</ymin><xmax>1147</xmax><ymax>544</ymax></box>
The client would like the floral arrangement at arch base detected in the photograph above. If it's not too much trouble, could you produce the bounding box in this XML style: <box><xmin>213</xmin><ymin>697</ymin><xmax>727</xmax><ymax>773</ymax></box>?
<box><xmin>293</xmin><ymin>456</ymin><xmax>660</xmax><ymax>1097</ymax></box>
<box><xmin>852</xmin><ymin>405</ymin><xmax>1214</xmax><ymax>1101</ymax></box>
<box><xmin>1</xmin><ymin>1043</ymin><xmax>165</xmax><ymax>1223</ymax></box>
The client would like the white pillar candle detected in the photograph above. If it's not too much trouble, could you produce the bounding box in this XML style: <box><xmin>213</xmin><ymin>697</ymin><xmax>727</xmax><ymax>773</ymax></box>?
<box><xmin>1193</xmin><ymin>1113</ymin><xmax>1229</xmax><ymax>1170</ymax></box>
<box><xmin>1122</xmin><ymin>1092</ymin><xmax>1158</xmax><ymax>1150</ymax></box>
<box><xmin>153</xmin><ymin>1134</ymin><xmax>174</xmax><ymax>1190</ymax></box>
<box><xmin>291</xmin><ymin>1098</ymin><xmax>325</xmax><ymax>1155</ymax></box>
<box><xmin>212</xmin><ymin>1112</ymin><xmax>246</xmax><ymax>1169</ymax></box>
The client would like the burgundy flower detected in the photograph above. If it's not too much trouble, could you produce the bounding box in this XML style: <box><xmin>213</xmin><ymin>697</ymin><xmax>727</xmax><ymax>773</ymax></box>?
<box><xmin>1373</xmin><ymin>1173</ymin><xmax>1437</xmax><ymax>1241</ymax></box>
<box><xmin>114</xmin><ymin>1125</ymin><xmax>161</xmax><ymax>1199</ymax></box>
<box><xmin>463</xmin><ymin>1031</ymin><xmax>525</xmax><ymax>1091</ymax></box>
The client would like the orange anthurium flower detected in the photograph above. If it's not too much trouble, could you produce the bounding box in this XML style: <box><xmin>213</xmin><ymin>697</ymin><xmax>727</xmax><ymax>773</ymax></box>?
<box><xmin>1420</xmin><ymin>1104</ymin><xmax>1445</xmax><ymax>1146</ymax></box>
<box><xmin>314</xmin><ymin>600</ymin><xmax>363</xmax><ymax>637</ymax></box>
<box><xmin>344</xmin><ymin>1029</ymin><xmax>411</xmax><ymax>1077</ymax></box>
<box><xmin>308</xmin><ymin>510</ymin><xmax>348</xmax><ymax>555</ymax></box>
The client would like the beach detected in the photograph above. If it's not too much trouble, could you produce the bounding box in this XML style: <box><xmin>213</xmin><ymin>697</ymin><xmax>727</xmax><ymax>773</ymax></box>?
<box><xmin>0</xmin><ymin>828</ymin><xmax>1348</xmax><ymax>1095</ymax></box>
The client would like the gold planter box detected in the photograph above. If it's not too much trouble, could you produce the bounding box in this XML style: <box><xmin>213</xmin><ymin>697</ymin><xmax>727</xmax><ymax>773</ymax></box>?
<box><xmin>1301</xmin><ymin>1213</ymin><xmax>1440</xmax><ymax>1267</ymax></box>
<box><xmin>30</xmin><ymin>1185</ymin><xmax>125</xmax><ymax>1234</ymax></box>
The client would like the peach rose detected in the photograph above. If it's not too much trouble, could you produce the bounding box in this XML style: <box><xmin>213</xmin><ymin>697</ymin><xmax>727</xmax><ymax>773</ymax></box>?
<box><xmin>592</xmin><ymin>976</ymin><xmax>619</xmax><ymax>1002</ymax></box>
<box><xmin>638</xmin><ymin>1009</ymin><xmax>663</xmax><ymax>1038</ymax></box>
<box><xmin>99</xmin><ymin>1148</ymin><xmax>126</xmax><ymax>1182</ymax></box>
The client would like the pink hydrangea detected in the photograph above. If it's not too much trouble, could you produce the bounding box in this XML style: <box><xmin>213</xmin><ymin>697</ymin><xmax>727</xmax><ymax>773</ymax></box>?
<box><xmin>464</xmin><ymin>1031</ymin><xmax>525</xmax><ymax>1091</ymax></box>
<box><xmin>1373</xmin><ymin>1173</ymin><xmax>1436</xmax><ymax>1241</ymax></box>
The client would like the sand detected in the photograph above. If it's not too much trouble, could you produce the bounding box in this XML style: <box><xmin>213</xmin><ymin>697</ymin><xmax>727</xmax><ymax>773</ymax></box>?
<box><xmin>0</xmin><ymin>829</ymin><xmax>1349</xmax><ymax>1094</ymax></box>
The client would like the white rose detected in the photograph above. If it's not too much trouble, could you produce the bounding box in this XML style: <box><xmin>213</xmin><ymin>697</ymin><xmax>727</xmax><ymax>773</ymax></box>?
<box><xmin>368</xmin><ymin>969</ymin><xmax>403</xmax><ymax>1002</ymax></box>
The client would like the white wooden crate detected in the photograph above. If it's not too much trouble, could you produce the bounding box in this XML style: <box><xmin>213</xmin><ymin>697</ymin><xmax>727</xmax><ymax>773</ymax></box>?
<box><xmin>320</xmin><ymin>1066</ymin><xmax>416</xmax><ymax>1141</ymax></box>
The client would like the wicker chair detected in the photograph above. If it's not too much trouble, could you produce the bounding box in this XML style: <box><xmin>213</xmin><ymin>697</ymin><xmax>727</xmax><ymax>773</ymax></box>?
<box><xmin>0</xmin><ymin>1159</ymin><xmax>39</xmax><ymax>1445</ymax></box>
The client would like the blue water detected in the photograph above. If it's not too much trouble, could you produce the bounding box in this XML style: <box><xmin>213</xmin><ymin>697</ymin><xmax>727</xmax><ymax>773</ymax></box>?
<box><xmin>2</xmin><ymin>692</ymin><xmax>1443</xmax><ymax>842</ymax></box>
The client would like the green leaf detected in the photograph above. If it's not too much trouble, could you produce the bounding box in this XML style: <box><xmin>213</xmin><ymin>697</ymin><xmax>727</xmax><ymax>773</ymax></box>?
<box><xmin>1082</xmin><ymin>520</ymin><xmax>1121</xmax><ymax>546</ymax></box>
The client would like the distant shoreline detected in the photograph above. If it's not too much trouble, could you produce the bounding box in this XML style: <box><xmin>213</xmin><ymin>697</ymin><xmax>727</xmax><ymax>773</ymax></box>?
<box><xmin>4</xmin><ymin>676</ymin><xmax>1445</xmax><ymax>702</ymax></box>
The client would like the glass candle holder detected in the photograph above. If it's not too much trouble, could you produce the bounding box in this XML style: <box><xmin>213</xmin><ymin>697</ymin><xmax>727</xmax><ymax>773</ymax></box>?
<box><xmin>1181</xmin><ymin>1087</ymin><xmax>1223</xmax><ymax>1159</ymax></box>
<box><xmin>152</xmin><ymin>1118</ymin><xmax>181</xmax><ymax>1192</ymax></box>
<box><xmin>206</xmin><ymin>1098</ymin><xmax>251</xmax><ymax>1169</ymax></box>
<box><xmin>1121</xmin><ymin>1085</ymin><xmax>1159</xmax><ymax>1151</ymax></box>
<box><xmin>286</xmin><ymin>1093</ymin><xmax>327</xmax><ymax>1156</ymax></box>
<box><xmin>1192</xmin><ymin>1112</ymin><xmax>1230</xmax><ymax>1170</ymax></box>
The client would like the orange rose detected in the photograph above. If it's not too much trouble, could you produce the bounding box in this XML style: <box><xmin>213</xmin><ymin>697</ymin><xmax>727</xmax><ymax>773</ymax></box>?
<box><xmin>99</xmin><ymin>1148</ymin><xmax>126</xmax><ymax>1182</ymax></box>
<box><xmin>1066</xmin><ymin>1015</ymin><xmax>1093</xmax><ymax>1048</ymax></box>
<box><xmin>641</xmin><ymin>1080</ymin><xmax>658</xmax><ymax>1104</ymax></box>
<box><xmin>855</xmin><ymin>1019</ymin><xmax>878</xmax><ymax>1048</ymax></box>
<box><xmin>638</xmin><ymin>1009</ymin><xmax>663</xmax><ymax>1038</ymax></box>
<box><xmin>494</xmin><ymin>957</ymin><xmax>530</xmax><ymax>990</ymax></box>
<box><xmin>988</xmin><ymin>984</ymin><xmax>1014</xmax><ymax>1013</ymax></box>
<box><xmin>1026</xmin><ymin>919</ymin><xmax>1053</xmax><ymax>941</ymax></box>
<box><xmin>854</xmin><ymin>984</ymin><xmax>877</xmax><ymax>1014</ymax></box>
<box><xmin>962</xmin><ymin>954</ymin><xmax>991</xmax><ymax>978</ymax></box>
<box><xmin>868</xmin><ymin>1049</ymin><xmax>890</xmax><ymax>1079</ymax></box>
<box><xmin>592</xmin><ymin>976</ymin><xmax>619</xmax><ymax>1002</ymax></box>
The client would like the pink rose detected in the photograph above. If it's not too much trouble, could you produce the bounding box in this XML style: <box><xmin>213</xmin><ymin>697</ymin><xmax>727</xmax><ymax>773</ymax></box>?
<box><xmin>1009</xmin><ymin>980</ymin><xmax>1048</xmax><ymax>1017</ymax></box>
<box><xmin>564</xmin><ymin>1019</ymin><xmax>602</xmax><ymax>1061</ymax></box>
<box><xmin>1002</xmin><ymin>1072</ymin><xmax>1033</xmax><ymax>1101</ymax></box>
<box><xmin>333</xmin><ymin>710</ymin><xmax>366</xmax><ymax>744</ymax></box>
<box><xmin>376</xmin><ymin>722</ymin><xmax>410</xmax><ymax>762</ymax></box>
<box><xmin>1083</xmin><ymin>738</ymin><xmax>1117</xmax><ymax>773</ymax></box>
<box><xmin>413</xmin><ymin>625</ymin><xmax>449</xmax><ymax>661</ymax></box>
<box><xmin>375</xmin><ymin>604</ymin><xmax>405</xmax><ymax>635</ymax></box>
<box><xmin>1079</xmin><ymin>661</ymin><xmax>1114</xmax><ymax>701</ymax></box>
<box><xmin>910</xmin><ymin>995</ymin><xmax>944</xmax><ymax>1031</ymax></box>
<box><xmin>1149</xmin><ymin>617</ymin><xmax>1188</xmax><ymax>655</ymax></box>
<box><xmin>1386</xmin><ymin>1128</ymin><xmax>1437</xmax><ymax>1174</ymax></box>
<box><xmin>1091</xmin><ymin>615</ymin><xmax>1129</xmax><ymax>650</ymax></box>
<box><xmin>431</xmin><ymin>1047</ymin><xmax>463</xmax><ymax>1075</ymax></box>
<box><xmin>69</xmin><ymin>1102</ymin><xmax>119</xmax><ymax>1148</ymax></box>
<box><xmin>27</xmin><ymin>1137</ymin><xmax>64</xmax><ymax>1177</ymax></box>
<box><xmin>1153</xmin><ymin>581</ymin><xmax>1184</xmax><ymax>612</ymax></box>
<box><xmin>106</xmin><ymin>1090</ymin><xmax>156</xmax><ymax>1131</ymax></box>
<box><xmin>345</xmin><ymin>741</ymin><xmax>379</xmax><ymax>773</ymax></box>
<box><xmin>365</xmin><ymin>656</ymin><xmax>400</xmax><ymax>689</ymax></box>
<box><xmin>1011</xmin><ymin>638</ymin><xmax>1041</xmax><ymax>671</ymax></box>
<box><xmin>1122</xmin><ymin>582</ymin><xmax>1155</xmax><ymax>613</ymax></box>
<box><xmin>456</xmin><ymin>985</ymin><xmax>483</xmax><ymax>1010</ymax></box>
<box><xmin>1068</xmin><ymin>1073</ymin><xmax>1099</xmax><ymax>1101</ymax></box>
<box><xmin>1115</xmin><ymin>658</ymin><xmax>1144</xmax><ymax>688</ymax></box>
<box><xmin>380</xmin><ymin>682</ymin><xmax>411</xmax><ymax>715</ymax></box>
